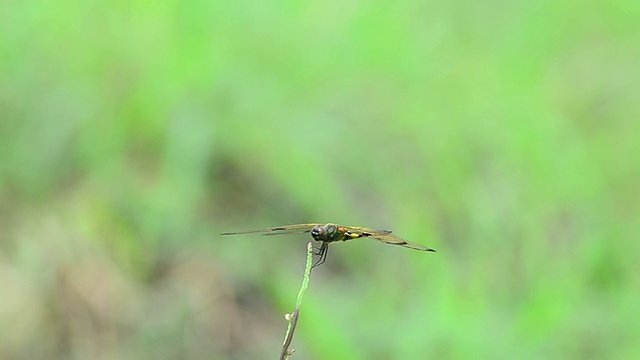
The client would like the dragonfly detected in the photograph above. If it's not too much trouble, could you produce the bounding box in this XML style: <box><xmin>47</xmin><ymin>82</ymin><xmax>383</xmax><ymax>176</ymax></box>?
<box><xmin>221</xmin><ymin>223</ymin><xmax>436</xmax><ymax>268</ymax></box>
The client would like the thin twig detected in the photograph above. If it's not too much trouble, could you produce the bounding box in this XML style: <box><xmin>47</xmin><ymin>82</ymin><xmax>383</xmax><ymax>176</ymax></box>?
<box><xmin>280</xmin><ymin>242</ymin><xmax>314</xmax><ymax>359</ymax></box>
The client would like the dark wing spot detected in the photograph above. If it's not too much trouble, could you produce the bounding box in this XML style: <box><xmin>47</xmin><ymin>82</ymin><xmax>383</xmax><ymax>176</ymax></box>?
<box><xmin>390</xmin><ymin>241</ymin><xmax>408</xmax><ymax>246</ymax></box>
<box><xmin>272</xmin><ymin>227</ymin><xmax>286</xmax><ymax>231</ymax></box>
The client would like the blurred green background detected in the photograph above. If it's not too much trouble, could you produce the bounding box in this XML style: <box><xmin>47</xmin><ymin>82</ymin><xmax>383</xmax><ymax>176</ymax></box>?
<box><xmin>2</xmin><ymin>0</ymin><xmax>640</xmax><ymax>359</ymax></box>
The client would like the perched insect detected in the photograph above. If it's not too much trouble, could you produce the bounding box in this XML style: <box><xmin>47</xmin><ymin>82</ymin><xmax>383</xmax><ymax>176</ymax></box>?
<box><xmin>222</xmin><ymin>223</ymin><xmax>435</xmax><ymax>268</ymax></box>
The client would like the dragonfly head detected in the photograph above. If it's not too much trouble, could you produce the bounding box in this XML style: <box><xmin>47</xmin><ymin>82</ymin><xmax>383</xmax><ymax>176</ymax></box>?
<box><xmin>311</xmin><ymin>225</ymin><xmax>329</xmax><ymax>241</ymax></box>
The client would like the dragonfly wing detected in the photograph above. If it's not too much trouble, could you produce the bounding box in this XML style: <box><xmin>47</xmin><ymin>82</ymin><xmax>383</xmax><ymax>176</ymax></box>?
<box><xmin>341</xmin><ymin>227</ymin><xmax>435</xmax><ymax>252</ymax></box>
<box><xmin>221</xmin><ymin>223</ymin><xmax>321</xmax><ymax>236</ymax></box>
<box><xmin>369</xmin><ymin>231</ymin><xmax>436</xmax><ymax>251</ymax></box>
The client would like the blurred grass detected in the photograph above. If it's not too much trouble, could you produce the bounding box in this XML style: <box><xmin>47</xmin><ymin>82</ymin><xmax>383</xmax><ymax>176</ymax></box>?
<box><xmin>1</xmin><ymin>0</ymin><xmax>640</xmax><ymax>359</ymax></box>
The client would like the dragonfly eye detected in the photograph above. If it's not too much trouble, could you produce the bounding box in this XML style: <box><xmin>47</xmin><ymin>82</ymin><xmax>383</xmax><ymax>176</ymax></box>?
<box><xmin>311</xmin><ymin>225</ymin><xmax>327</xmax><ymax>241</ymax></box>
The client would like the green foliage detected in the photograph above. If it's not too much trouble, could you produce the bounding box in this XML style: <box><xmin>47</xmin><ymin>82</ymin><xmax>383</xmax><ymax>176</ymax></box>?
<box><xmin>1</xmin><ymin>0</ymin><xmax>639</xmax><ymax>359</ymax></box>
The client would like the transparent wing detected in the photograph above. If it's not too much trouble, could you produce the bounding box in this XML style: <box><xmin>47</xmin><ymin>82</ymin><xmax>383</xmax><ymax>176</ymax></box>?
<box><xmin>370</xmin><ymin>232</ymin><xmax>436</xmax><ymax>251</ymax></box>
<box><xmin>221</xmin><ymin>223</ymin><xmax>321</xmax><ymax>236</ymax></box>
<box><xmin>339</xmin><ymin>226</ymin><xmax>436</xmax><ymax>252</ymax></box>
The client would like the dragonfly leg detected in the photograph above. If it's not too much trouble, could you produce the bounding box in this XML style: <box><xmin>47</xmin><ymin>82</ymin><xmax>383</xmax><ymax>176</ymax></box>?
<box><xmin>311</xmin><ymin>243</ymin><xmax>322</xmax><ymax>255</ymax></box>
<box><xmin>311</xmin><ymin>242</ymin><xmax>329</xmax><ymax>269</ymax></box>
